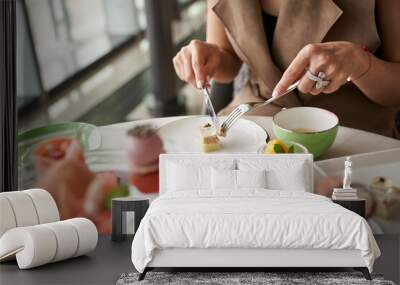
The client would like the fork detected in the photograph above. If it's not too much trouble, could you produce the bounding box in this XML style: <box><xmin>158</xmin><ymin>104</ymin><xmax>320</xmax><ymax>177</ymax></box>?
<box><xmin>218</xmin><ymin>80</ymin><xmax>300</xmax><ymax>135</ymax></box>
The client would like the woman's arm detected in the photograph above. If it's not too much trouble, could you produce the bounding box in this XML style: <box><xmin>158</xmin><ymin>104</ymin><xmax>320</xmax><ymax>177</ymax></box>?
<box><xmin>173</xmin><ymin>0</ymin><xmax>241</xmax><ymax>88</ymax></box>
<box><xmin>353</xmin><ymin>53</ymin><xmax>400</xmax><ymax>106</ymax></box>
<box><xmin>206</xmin><ymin>0</ymin><xmax>242</xmax><ymax>84</ymax></box>
<box><xmin>273</xmin><ymin>0</ymin><xmax>400</xmax><ymax>107</ymax></box>
<box><xmin>352</xmin><ymin>0</ymin><xmax>400</xmax><ymax>106</ymax></box>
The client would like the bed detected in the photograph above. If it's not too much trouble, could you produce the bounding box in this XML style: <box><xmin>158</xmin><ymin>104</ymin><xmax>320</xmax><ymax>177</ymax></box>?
<box><xmin>131</xmin><ymin>154</ymin><xmax>380</xmax><ymax>280</ymax></box>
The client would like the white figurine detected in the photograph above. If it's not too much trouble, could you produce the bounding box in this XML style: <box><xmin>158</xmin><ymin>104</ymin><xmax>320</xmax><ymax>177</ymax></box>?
<box><xmin>343</xmin><ymin>157</ymin><xmax>352</xmax><ymax>189</ymax></box>
<box><xmin>332</xmin><ymin>157</ymin><xmax>358</xmax><ymax>200</ymax></box>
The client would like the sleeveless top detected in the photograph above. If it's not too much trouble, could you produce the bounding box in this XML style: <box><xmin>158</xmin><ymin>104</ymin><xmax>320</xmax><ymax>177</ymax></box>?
<box><xmin>213</xmin><ymin>0</ymin><xmax>399</xmax><ymax>139</ymax></box>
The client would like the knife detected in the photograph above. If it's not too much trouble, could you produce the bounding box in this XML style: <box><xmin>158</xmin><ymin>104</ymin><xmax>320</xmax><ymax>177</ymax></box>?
<box><xmin>202</xmin><ymin>86</ymin><xmax>220</xmax><ymax>129</ymax></box>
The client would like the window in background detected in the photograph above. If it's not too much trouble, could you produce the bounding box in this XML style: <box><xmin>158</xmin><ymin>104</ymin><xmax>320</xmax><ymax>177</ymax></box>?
<box><xmin>16</xmin><ymin>0</ymin><xmax>43</xmax><ymax>111</ymax></box>
<box><xmin>18</xmin><ymin>0</ymin><xmax>206</xmax><ymax>131</ymax></box>
<box><xmin>24</xmin><ymin>0</ymin><xmax>145</xmax><ymax>92</ymax></box>
<box><xmin>16</xmin><ymin>0</ymin><xmax>206</xmax><ymax>235</ymax></box>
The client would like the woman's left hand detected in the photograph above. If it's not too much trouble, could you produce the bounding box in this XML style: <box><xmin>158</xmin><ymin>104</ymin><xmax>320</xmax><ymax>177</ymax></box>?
<box><xmin>272</xmin><ymin>41</ymin><xmax>369</xmax><ymax>97</ymax></box>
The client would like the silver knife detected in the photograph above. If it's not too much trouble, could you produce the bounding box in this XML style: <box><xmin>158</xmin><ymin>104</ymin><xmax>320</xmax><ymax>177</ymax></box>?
<box><xmin>202</xmin><ymin>86</ymin><xmax>220</xmax><ymax>129</ymax></box>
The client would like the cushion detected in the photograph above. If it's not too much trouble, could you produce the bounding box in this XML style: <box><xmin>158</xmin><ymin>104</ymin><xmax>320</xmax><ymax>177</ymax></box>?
<box><xmin>0</xmin><ymin>191</ymin><xmax>39</xmax><ymax>227</ymax></box>
<box><xmin>167</xmin><ymin>163</ymin><xmax>211</xmax><ymax>191</ymax></box>
<box><xmin>236</xmin><ymin>169</ymin><xmax>268</xmax><ymax>189</ymax></box>
<box><xmin>166</xmin><ymin>159</ymin><xmax>235</xmax><ymax>192</ymax></box>
<box><xmin>42</xmin><ymin>221</ymin><xmax>78</xmax><ymax>262</ymax></box>
<box><xmin>0</xmin><ymin>189</ymin><xmax>60</xmax><ymax>238</ymax></box>
<box><xmin>211</xmin><ymin>168</ymin><xmax>236</xmax><ymax>190</ymax></box>
<box><xmin>268</xmin><ymin>166</ymin><xmax>307</xmax><ymax>191</ymax></box>
<box><xmin>211</xmin><ymin>169</ymin><xmax>268</xmax><ymax>191</ymax></box>
<box><xmin>0</xmin><ymin>196</ymin><xmax>16</xmax><ymax>237</ymax></box>
<box><xmin>66</xmin><ymin>218</ymin><xmax>98</xmax><ymax>257</ymax></box>
<box><xmin>160</xmin><ymin>154</ymin><xmax>312</xmax><ymax>194</ymax></box>
<box><xmin>0</xmin><ymin>218</ymin><xmax>97</xmax><ymax>269</ymax></box>
<box><xmin>0</xmin><ymin>226</ymin><xmax>57</xmax><ymax>269</ymax></box>
<box><xmin>237</xmin><ymin>158</ymin><xmax>308</xmax><ymax>191</ymax></box>
<box><xmin>24</xmin><ymin>189</ymin><xmax>60</xmax><ymax>224</ymax></box>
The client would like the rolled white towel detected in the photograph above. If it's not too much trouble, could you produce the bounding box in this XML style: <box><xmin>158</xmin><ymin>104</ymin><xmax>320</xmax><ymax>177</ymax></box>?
<box><xmin>0</xmin><ymin>196</ymin><xmax>17</xmax><ymax>237</ymax></box>
<box><xmin>0</xmin><ymin>218</ymin><xmax>98</xmax><ymax>269</ymax></box>
<box><xmin>24</xmin><ymin>189</ymin><xmax>59</xmax><ymax>224</ymax></box>
<box><xmin>0</xmin><ymin>191</ymin><xmax>39</xmax><ymax>227</ymax></box>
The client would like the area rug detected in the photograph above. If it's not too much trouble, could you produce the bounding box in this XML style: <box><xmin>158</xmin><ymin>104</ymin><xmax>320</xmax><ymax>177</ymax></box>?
<box><xmin>116</xmin><ymin>271</ymin><xmax>395</xmax><ymax>285</ymax></box>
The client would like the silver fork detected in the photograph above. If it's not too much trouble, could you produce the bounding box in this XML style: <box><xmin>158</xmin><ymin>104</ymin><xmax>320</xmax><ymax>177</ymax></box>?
<box><xmin>219</xmin><ymin>80</ymin><xmax>300</xmax><ymax>135</ymax></box>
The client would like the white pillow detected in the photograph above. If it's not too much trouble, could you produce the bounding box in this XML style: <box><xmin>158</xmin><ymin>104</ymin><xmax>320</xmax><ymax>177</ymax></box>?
<box><xmin>237</xmin><ymin>158</ymin><xmax>308</xmax><ymax>191</ymax></box>
<box><xmin>211</xmin><ymin>168</ymin><xmax>236</xmax><ymax>190</ymax></box>
<box><xmin>267</xmin><ymin>165</ymin><xmax>307</xmax><ymax>191</ymax></box>
<box><xmin>236</xmin><ymin>169</ymin><xmax>267</xmax><ymax>189</ymax></box>
<box><xmin>167</xmin><ymin>163</ymin><xmax>211</xmax><ymax>191</ymax></box>
<box><xmin>211</xmin><ymin>169</ymin><xmax>268</xmax><ymax>191</ymax></box>
<box><xmin>166</xmin><ymin>159</ymin><xmax>236</xmax><ymax>192</ymax></box>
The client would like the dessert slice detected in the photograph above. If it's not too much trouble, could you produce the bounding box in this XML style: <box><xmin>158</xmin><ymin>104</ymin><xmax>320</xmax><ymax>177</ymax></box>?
<box><xmin>200</xmin><ymin>123</ymin><xmax>220</xmax><ymax>152</ymax></box>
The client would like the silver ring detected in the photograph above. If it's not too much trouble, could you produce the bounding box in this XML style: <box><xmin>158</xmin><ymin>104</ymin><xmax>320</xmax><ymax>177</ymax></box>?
<box><xmin>315</xmin><ymin>79</ymin><xmax>330</xmax><ymax>89</ymax></box>
<box><xmin>306</xmin><ymin>70</ymin><xmax>330</xmax><ymax>89</ymax></box>
<box><xmin>305</xmin><ymin>69</ymin><xmax>321</xmax><ymax>81</ymax></box>
<box><xmin>317</xmin><ymin>71</ymin><xmax>326</xmax><ymax>80</ymax></box>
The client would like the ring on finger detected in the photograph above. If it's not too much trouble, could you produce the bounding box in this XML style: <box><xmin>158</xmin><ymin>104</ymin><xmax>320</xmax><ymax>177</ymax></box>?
<box><xmin>305</xmin><ymin>69</ymin><xmax>321</xmax><ymax>81</ymax></box>
<box><xmin>315</xmin><ymin>78</ymin><xmax>330</xmax><ymax>90</ymax></box>
<box><xmin>306</xmin><ymin>69</ymin><xmax>330</xmax><ymax>90</ymax></box>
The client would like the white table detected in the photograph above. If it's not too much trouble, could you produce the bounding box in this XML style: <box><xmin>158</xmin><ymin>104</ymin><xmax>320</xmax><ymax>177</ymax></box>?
<box><xmin>95</xmin><ymin>115</ymin><xmax>400</xmax><ymax>161</ymax></box>
<box><xmin>91</xmin><ymin>117</ymin><xmax>400</xmax><ymax>233</ymax></box>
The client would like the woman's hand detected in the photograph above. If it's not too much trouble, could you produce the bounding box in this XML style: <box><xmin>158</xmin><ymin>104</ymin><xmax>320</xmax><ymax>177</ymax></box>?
<box><xmin>173</xmin><ymin>40</ymin><xmax>222</xmax><ymax>88</ymax></box>
<box><xmin>273</xmin><ymin>41</ymin><xmax>370</xmax><ymax>97</ymax></box>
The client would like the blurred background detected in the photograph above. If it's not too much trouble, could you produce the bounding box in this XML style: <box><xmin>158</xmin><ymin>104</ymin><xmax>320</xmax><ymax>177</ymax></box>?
<box><xmin>16</xmin><ymin>0</ymin><xmax>213</xmax><ymax>233</ymax></box>
<box><xmin>12</xmin><ymin>0</ymin><xmax>400</xmax><ymax>239</ymax></box>
<box><xmin>17</xmin><ymin>0</ymin><xmax>208</xmax><ymax>132</ymax></box>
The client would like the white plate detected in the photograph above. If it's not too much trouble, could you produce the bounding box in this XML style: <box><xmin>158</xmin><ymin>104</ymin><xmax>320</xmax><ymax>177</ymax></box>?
<box><xmin>158</xmin><ymin>116</ymin><xmax>268</xmax><ymax>153</ymax></box>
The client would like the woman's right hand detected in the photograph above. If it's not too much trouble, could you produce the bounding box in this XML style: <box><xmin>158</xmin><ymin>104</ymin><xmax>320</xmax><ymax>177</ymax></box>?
<box><xmin>173</xmin><ymin>40</ymin><xmax>222</xmax><ymax>88</ymax></box>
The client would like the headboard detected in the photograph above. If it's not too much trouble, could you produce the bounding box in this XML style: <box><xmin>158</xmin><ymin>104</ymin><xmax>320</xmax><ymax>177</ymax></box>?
<box><xmin>159</xmin><ymin>153</ymin><xmax>314</xmax><ymax>195</ymax></box>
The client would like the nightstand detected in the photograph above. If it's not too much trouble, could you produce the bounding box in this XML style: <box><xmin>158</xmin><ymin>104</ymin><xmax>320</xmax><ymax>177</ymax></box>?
<box><xmin>332</xmin><ymin>199</ymin><xmax>366</xmax><ymax>218</ymax></box>
<box><xmin>112</xmin><ymin>197</ymin><xmax>149</xmax><ymax>242</ymax></box>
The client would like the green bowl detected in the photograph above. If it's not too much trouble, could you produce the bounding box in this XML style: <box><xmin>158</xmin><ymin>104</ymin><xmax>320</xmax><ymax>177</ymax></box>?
<box><xmin>272</xmin><ymin>107</ymin><xmax>339</xmax><ymax>158</ymax></box>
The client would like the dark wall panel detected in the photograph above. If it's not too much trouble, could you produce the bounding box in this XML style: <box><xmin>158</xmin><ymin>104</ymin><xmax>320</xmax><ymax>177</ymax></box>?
<box><xmin>0</xmin><ymin>0</ymin><xmax>17</xmax><ymax>192</ymax></box>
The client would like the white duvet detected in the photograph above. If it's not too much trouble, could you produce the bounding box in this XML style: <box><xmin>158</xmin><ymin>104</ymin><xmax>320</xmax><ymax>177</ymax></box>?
<box><xmin>131</xmin><ymin>190</ymin><xmax>380</xmax><ymax>273</ymax></box>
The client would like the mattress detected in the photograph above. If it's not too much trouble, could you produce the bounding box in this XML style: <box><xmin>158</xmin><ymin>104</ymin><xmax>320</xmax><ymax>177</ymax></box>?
<box><xmin>131</xmin><ymin>190</ymin><xmax>380</xmax><ymax>273</ymax></box>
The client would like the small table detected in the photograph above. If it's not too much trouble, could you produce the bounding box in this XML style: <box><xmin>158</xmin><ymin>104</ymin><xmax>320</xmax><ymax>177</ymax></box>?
<box><xmin>333</xmin><ymin>199</ymin><xmax>366</xmax><ymax>218</ymax></box>
<box><xmin>112</xmin><ymin>197</ymin><xmax>149</xmax><ymax>242</ymax></box>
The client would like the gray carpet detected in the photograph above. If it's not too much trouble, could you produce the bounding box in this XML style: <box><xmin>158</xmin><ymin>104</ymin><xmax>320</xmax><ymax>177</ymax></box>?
<box><xmin>117</xmin><ymin>272</ymin><xmax>396</xmax><ymax>285</ymax></box>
